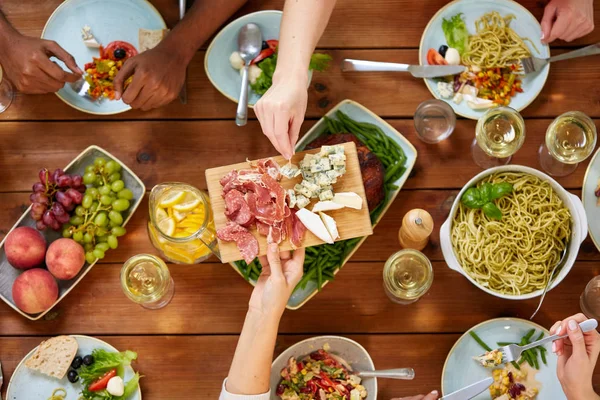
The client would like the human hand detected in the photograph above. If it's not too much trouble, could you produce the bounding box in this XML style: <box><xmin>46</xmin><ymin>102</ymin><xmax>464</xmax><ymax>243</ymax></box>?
<box><xmin>249</xmin><ymin>244</ymin><xmax>305</xmax><ymax>317</ymax></box>
<box><xmin>254</xmin><ymin>70</ymin><xmax>308</xmax><ymax>159</ymax></box>
<box><xmin>541</xmin><ymin>0</ymin><xmax>594</xmax><ymax>43</ymax></box>
<box><xmin>550</xmin><ymin>313</ymin><xmax>600</xmax><ymax>400</ymax></box>
<box><xmin>113</xmin><ymin>42</ymin><xmax>187</xmax><ymax>111</ymax></box>
<box><xmin>390</xmin><ymin>391</ymin><xmax>439</xmax><ymax>400</ymax></box>
<box><xmin>0</xmin><ymin>32</ymin><xmax>81</xmax><ymax>93</ymax></box>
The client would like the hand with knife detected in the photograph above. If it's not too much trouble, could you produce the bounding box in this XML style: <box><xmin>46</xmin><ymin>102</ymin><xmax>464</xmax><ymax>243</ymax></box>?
<box><xmin>113</xmin><ymin>0</ymin><xmax>247</xmax><ymax>111</ymax></box>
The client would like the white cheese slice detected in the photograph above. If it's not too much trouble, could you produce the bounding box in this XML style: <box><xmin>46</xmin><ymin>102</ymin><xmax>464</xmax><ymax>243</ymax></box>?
<box><xmin>81</xmin><ymin>25</ymin><xmax>101</xmax><ymax>48</ymax></box>
<box><xmin>319</xmin><ymin>212</ymin><xmax>339</xmax><ymax>240</ymax></box>
<box><xmin>83</xmin><ymin>38</ymin><xmax>101</xmax><ymax>48</ymax></box>
<box><xmin>312</xmin><ymin>201</ymin><xmax>344</xmax><ymax>213</ymax></box>
<box><xmin>333</xmin><ymin>192</ymin><xmax>363</xmax><ymax>210</ymax></box>
<box><xmin>296</xmin><ymin>208</ymin><xmax>334</xmax><ymax>244</ymax></box>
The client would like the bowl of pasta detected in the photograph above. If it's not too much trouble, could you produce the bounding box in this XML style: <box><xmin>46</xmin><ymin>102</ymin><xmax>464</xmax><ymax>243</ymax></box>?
<box><xmin>440</xmin><ymin>165</ymin><xmax>587</xmax><ymax>300</ymax></box>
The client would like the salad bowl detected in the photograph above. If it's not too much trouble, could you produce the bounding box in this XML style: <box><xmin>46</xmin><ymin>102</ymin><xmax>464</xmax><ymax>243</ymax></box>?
<box><xmin>270</xmin><ymin>336</ymin><xmax>377</xmax><ymax>400</ymax></box>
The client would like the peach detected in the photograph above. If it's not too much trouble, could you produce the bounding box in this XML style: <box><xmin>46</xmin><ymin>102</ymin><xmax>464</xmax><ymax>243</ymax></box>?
<box><xmin>12</xmin><ymin>268</ymin><xmax>58</xmax><ymax>314</ymax></box>
<box><xmin>4</xmin><ymin>226</ymin><xmax>47</xmax><ymax>270</ymax></box>
<box><xmin>46</xmin><ymin>238</ymin><xmax>85</xmax><ymax>280</ymax></box>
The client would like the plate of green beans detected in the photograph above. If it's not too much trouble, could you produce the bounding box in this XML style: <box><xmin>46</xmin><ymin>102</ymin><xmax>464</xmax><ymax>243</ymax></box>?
<box><xmin>231</xmin><ymin>99</ymin><xmax>417</xmax><ymax>309</ymax></box>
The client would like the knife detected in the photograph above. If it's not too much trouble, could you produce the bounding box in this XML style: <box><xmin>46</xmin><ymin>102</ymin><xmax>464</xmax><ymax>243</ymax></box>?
<box><xmin>341</xmin><ymin>58</ymin><xmax>466</xmax><ymax>78</ymax></box>
<box><xmin>440</xmin><ymin>377</ymin><xmax>494</xmax><ymax>400</ymax></box>
<box><xmin>178</xmin><ymin>0</ymin><xmax>188</xmax><ymax>104</ymax></box>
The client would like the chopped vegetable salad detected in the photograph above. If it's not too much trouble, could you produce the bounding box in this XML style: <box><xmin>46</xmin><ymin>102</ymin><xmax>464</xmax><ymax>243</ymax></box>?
<box><xmin>84</xmin><ymin>41</ymin><xmax>137</xmax><ymax>100</ymax></box>
<box><xmin>277</xmin><ymin>348</ymin><xmax>367</xmax><ymax>400</ymax></box>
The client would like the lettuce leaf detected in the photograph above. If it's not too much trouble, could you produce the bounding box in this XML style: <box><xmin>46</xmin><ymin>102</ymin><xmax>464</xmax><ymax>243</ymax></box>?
<box><xmin>442</xmin><ymin>13</ymin><xmax>469</xmax><ymax>55</ymax></box>
<box><xmin>309</xmin><ymin>53</ymin><xmax>332</xmax><ymax>72</ymax></box>
<box><xmin>79</xmin><ymin>349</ymin><xmax>138</xmax><ymax>386</ymax></box>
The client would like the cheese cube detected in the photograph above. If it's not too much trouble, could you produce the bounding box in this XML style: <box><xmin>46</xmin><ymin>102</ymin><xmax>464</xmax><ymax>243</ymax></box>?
<box><xmin>319</xmin><ymin>189</ymin><xmax>334</xmax><ymax>201</ymax></box>
<box><xmin>315</xmin><ymin>172</ymin><xmax>331</xmax><ymax>187</ymax></box>
<box><xmin>295</xmin><ymin>195</ymin><xmax>310</xmax><ymax>209</ymax></box>
<box><xmin>319</xmin><ymin>145</ymin><xmax>338</xmax><ymax>156</ymax></box>
<box><xmin>310</xmin><ymin>158</ymin><xmax>330</xmax><ymax>173</ymax></box>
<box><xmin>287</xmin><ymin>189</ymin><xmax>297</xmax><ymax>209</ymax></box>
<box><xmin>302</xmin><ymin>170</ymin><xmax>314</xmax><ymax>180</ymax></box>
<box><xmin>280</xmin><ymin>163</ymin><xmax>301</xmax><ymax>179</ymax></box>
<box><xmin>329</xmin><ymin>153</ymin><xmax>346</xmax><ymax>166</ymax></box>
<box><xmin>301</xmin><ymin>180</ymin><xmax>320</xmax><ymax>193</ymax></box>
<box><xmin>325</xmin><ymin>170</ymin><xmax>339</xmax><ymax>184</ymax></box>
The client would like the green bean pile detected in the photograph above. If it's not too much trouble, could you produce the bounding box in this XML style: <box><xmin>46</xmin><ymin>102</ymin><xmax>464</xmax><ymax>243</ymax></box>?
<box><xmin>234</xmin><ymin>111</ymin><xmax>408</xmax><ymax>292</ymax></box>
<box><xmin>470</xmin><ymin>329</ymin><xmax>548</xmax><ymax>371</ymax></box>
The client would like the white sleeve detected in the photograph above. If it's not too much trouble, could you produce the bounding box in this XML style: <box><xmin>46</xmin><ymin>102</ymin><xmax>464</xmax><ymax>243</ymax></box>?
<box><xmin>219</xmin><ymin>379</ymin><xmax>271</xmax><ymax>400</ymax></box>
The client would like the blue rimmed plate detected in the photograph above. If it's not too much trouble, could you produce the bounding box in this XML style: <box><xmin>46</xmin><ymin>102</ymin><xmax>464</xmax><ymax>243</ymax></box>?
<box><xmin>41</xmin><ymin>0</ymin><xmax>166</xmax><ymax>115</ymax></box>
<box><xmin>419</xmin><ymin>0</ymin><xmax>550</xmax><ymax>120</ymax></box>
<box><xmin>582</xmin><ymin>147</ymin><xmax>600</xmax><ymax>253</ymax></box>
<box><xmin>7</xmin><ymin>335</ymin><xmax>142</xmax><ymax>400</ymax></box>
<box><xmin>205</xmin><ymin>10</ymin><xmax>283</xmax><ymax>107</ymax></box>
<box><xmin>442</xmin><ymin>318</ymin><xmax>566</xmax><ymax>399</ymax></box>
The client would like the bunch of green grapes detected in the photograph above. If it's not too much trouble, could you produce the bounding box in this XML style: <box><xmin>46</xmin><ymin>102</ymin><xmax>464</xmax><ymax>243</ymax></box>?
<box><xmin>62</xmin><ymin>157</ymin><xmax>134</xmax><ymax>263</ymax></box>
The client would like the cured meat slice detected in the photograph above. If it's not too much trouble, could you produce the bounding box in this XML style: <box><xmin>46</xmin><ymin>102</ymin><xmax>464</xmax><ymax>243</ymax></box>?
<box><xmin>246</xmin><ymin>192</ymin><xmax>280</xmax><ymax>225</ymax></box>
<box><xmin>220</xmin><ymin>170</ymin><xmax>238</xmax><ymax>187</ymax></box>
<box><xmin>224</xmin><ymin>189</ymin><xmax>254</xmax><ymax>227</ymax></box>
<box><xmin>216</xmin><ymin>222</ymin><xmax>259</xmax><ymax>264</ymax></box>
<box><xmin>257</xmin><ymin>158</ymin><xmax>281</xmax><ymax>180</ymax></box>
<box><xmin>289</xmin><ymin>210</ymin><xmax>306</xmax><ymax>248</ymax></box>
<box><xmin>256</xmin><ymin>221</ymin><xmax>270</xmax><ymax>237</ymax></box>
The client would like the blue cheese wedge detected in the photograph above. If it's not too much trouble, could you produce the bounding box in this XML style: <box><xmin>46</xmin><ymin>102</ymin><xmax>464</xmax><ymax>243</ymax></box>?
<box><xmin>280</xmin><ymin>163</ymin><xmax>301</xmax><ymax>179</ymax></box>
<box><xmin>295</xmin><ymin>194</ymin><xmax>310</xmax><ymax>209</ymax></box>
<box><xmin>296</xmin><ymin>209</ymin><xmax>334</xmax><ymax>244</ymax></box>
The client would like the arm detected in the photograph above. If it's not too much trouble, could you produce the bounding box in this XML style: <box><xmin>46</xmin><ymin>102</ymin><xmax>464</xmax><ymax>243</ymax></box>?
<box><xmin>113</xmin><ymin>0</ymin><xmax>247</xmax><ymax>110</ymax></box>
<box><xmin>222</xmin><ymin>245</ymin><xmax>304</xmax><ymax>397</ymax></box>
<box><xmin>550</xmin><ymin>314</ymin><xmax>600</xmax><ymax>400</ymax></box>
<box><xmin>254</xmin><ymin>0</ymin><xmax>337</xmax><ymax>159</ymax></box>
<box><xmin>0</xmin><ymin>10</ymin><xmax>81</xmax><ymax>93</ymax></box>
<box><xmin>540</xmin><ymin>0</ymin><xmax>594</xmax><ymax>43</ymax></box>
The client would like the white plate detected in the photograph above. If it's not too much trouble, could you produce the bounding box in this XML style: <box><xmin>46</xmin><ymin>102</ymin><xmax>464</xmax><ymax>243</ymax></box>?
<box><xmin>582</xmin><ymin>147</ymin><xmax>600</xmax><ymax>252</ymax></box>
<box><xmin>419</xmin><ymin>0</ymin><xmax>550</xmax><ymax>119</ymax></box>
<box><xmin>442</xmin><ymin>318</ymin><xmax>565</xmax><ymax>399</ymax></box>
<box><xmin>41</xmin><ymin>0</ymin><xmax>166</xmax><ymax>115</ymax></box>
<box><xmin>7</xmin><ymin>335</ymin><xmax>142</xmax><ymax>400</ymax></box>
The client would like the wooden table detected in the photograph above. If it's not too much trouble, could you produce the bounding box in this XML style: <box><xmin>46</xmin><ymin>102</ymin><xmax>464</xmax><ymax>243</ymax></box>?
<box><xmin>1</xmin><ymin>0</ymin><xmax>599</xmax><ymax>398</ymax></box>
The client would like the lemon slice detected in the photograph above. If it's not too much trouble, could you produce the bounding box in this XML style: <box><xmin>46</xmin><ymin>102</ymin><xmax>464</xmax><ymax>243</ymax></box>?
<box><xmin>157</xmin><ymin>216</ymin><xmax>176</xmax><ymax>236</ymax></box>
<box><xmin>173</xmin><ymin>210</ymin><xmax>189</xmax><ymax>222</ymax></box>
<box><xmin>163</xmin><ymin>245</ymin><xmax>196</xmax><ymax>264</ymax></box>
<box><xmin>155</xmin><ymin>207</ymin><xmax>169</xmax><ymax>222</ymax></box>
<box><xmin>173</xmin><ymin>197</ymin><xmax>201</xmax><ymax>212</ymax></box>
<box><xmin>159</xmin><ymin>190</ymin><xmax>186</xmax><ymax>208</ymax></box>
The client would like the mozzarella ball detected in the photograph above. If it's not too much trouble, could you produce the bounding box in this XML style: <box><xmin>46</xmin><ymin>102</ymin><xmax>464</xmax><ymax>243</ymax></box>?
<box><xmin>445</xmin><ymin>48</ymin><xmax>461</xmax><ymax>65</ymax></box>
<box><xmin>229</xmin><ymin>51</ymin><xmax>244</xmax><ymax>70</ymax></box>
<box><xmin>106</xmin><ymin>376</ymin><xmax>125</xmax><ymax>397</ymax></box>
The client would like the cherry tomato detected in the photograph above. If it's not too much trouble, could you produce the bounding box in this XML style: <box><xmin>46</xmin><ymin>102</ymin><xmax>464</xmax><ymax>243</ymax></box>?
<box><xmin>426</xmin><ymin>48</ymin><xmax>448</xmax><ymax>66</ymax></box>
<box><xmin>251</xmin><ymin>48</ymin><xmax>274</xmax><ymax>65</ymax></box>
<box><xmin>103</xmin><ymin>41</ymin><xmax>138</xmax><ymax>60</ymax></box>
<box><xmin>88</xmin><ymin>369</ymin><xmax>118</xmax><ymax>392</ymax></box>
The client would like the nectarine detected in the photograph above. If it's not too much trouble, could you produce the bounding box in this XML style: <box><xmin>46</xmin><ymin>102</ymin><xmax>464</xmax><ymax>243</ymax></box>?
<box><xmin>5</xmin><ymin>226</ymin><xmax>46</xmax><ymax>270</ymax></box>
<box><xmin>12</xmin><ymin>268</ymin><xmax>58</xmax><ymax>314</ymax></box>
<box><xmin>46</xmin><ymin>238</ymin><xmax>85</xmax><ymax>280</ymax></box>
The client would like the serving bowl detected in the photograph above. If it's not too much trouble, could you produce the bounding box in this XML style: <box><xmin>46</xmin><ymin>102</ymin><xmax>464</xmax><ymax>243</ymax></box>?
<box><xmin>440</xmin><ymin>165</ymin><xmax>587</xmax><ymax>300</ymax></box>
<box><xmin>270</xmin><ymin>336</ymin><xmax>377</xmax><ymax>400</ymax></box>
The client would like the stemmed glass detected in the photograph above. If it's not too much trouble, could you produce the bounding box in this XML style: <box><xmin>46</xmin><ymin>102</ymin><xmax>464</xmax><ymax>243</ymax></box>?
<box><xmin>581</xmin><ymin>275</ymin><xmax>600</xmax><ymax>320</ymax></box>
<box><xmin>471</xmin><ymin>106</ymin><xmax>526</xmax><ymax>169</ymax></box>
<box><xmin>538</xmin><ymin>111</ymin><xmax>597</xmax><ymax>177</ymax></box>
<box><xmin>0</xmin><ymin>65</ymin><xmax>14</xmax><ymax>113</ymax></box>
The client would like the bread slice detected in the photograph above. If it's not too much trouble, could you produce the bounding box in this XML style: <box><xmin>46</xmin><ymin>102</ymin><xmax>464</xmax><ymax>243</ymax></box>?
<box><xmin>25</xmin><ymin>336</ymin><xmax>78</xmax><ymax>379</ymax></box>
<box><xmin>138</xmin><ymin>28</ymin><xmax>169</xmax><ymax>52</ymax></box>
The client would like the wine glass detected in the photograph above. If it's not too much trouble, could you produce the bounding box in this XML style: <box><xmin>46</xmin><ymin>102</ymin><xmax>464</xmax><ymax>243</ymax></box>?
<box><xmin>539</xmin><ymin>111</ymin><xmax>597</xmax><ymax>177</ymax></box>
<box><xmin>0</xmin><ymin>65</ymin><xmax>14</xmax><ymax>113</ymax></box>
<box><xmin>581</xmin><ymin>275</ymin><xmax>600</xmax><ymax>320</ymax></box>
<box><xmin>471</xmin><ymin>106</ymin><xmax>526</xmax><ymax>169</ymax></box>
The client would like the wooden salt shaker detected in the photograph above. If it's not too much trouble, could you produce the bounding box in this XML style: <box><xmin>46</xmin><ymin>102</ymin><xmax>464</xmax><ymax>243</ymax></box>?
<box><xmin>398</xmin><ymin>209</ymin><xmax>434</xmax><ymax>251</ymax></box>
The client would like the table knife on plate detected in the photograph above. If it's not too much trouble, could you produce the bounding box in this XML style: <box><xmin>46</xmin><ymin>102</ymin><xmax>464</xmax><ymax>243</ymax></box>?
<box><xmin>342</xmin><ymin>58</ymin><xmax>465</xmax><ymax>78</ymax></box>
<box><xmin>178</xmin><ymin>0</ymin><xmax>187</xmax><ymax>104</ymax></box>
<box><xmin>440</xmin><ymin>377</ymin><xmax>494</xmax><ymax>400</ymax></box>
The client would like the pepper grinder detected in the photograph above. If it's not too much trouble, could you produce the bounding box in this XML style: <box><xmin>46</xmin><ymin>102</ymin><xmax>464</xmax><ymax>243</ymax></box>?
<box><xmin>398</xmin><ymin>208</ymin><xmax>434</xmax><ymax>251</ymax></box>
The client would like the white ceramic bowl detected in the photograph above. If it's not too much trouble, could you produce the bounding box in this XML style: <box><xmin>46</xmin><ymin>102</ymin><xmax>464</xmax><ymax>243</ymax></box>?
<box><xmin>270</xmin><ymin>336</ymin><xmax>377</xmax><ymax>399</ymax></box>
<box><xmin>440</xmin><ymin>165</ymin><xmax>587</xmax><ymax>300</ymax></box>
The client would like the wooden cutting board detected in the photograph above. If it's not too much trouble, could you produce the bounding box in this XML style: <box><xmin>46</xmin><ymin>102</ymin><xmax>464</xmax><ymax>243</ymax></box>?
<box><xmin>205</xmin><ymin>141</ymin><xmax>374</xmax><ymax>263</ymax></box>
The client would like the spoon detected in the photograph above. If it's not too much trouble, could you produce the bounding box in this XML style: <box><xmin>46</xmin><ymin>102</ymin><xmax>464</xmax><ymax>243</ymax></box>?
<box><xmin>235</xmin><ymin>23</ymin><xmax>262</xmax><ymax>127</ymax></box>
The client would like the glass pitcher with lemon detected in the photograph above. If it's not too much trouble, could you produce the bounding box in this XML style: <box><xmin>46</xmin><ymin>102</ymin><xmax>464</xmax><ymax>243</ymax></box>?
<box><xmin>148</xmin><ymin>183</ymin><xmax>219</xmax><ymax>264</ymax></box>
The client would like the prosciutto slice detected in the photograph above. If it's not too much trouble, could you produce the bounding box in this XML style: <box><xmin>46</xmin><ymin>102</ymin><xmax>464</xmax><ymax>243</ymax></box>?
<box><xmin>217</xmin><ymin>157</ymin><xmax>306</xmax><ymax>263</ymax></box>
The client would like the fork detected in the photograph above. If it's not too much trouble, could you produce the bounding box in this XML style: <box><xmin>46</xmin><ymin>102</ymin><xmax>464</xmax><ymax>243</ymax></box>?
<box><xmin>530</xmin><ymin>246</ymin><xmax>568</xmax><ymax>319</ymax></box>
<box><xmin>68</xmin><ymin>78</ymin><xmax>100</xmax><ymax>105</ymax></box>
<box><xmin>520</xmin><ymin>42</ymin><xmax>600</xmax><ymax>74</ymax></box>
<box><xmin>495</xmin><ymin>319</ymin><xmax>598</xmax><ymax>363</ymax></box>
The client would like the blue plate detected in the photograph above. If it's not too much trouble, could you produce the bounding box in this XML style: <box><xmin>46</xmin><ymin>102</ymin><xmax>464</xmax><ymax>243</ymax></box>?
<box><xmin>582</xmin><ymin>147</ymin><xmax>600</xmax><ymax>253</ymax></box>
<box><xmin>442</xmin><ymin>318</ymin><xmax>566</xmax><ymax>399</ymax></box>
<box><xmin>41</xmin><ymin>0</ymin><xmax>166</xmax><ymax>115</ymax></box>
<box><xmin>419</xmin><ymin>0</ymin><xmax>550</xmax><ymax>120</ymax></box>
<box><xmin>204</xmin><ymin>10</ymin><xmax>283</xmax><ymax>107</ymax></box>
<box><xmin>7</xmin><ymin>335</ymin><xmax>142</xmax><ymax>400</ymax></box>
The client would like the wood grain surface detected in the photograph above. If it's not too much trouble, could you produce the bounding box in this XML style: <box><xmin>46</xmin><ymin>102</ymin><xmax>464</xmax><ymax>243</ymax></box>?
<box><xmin>0</xmin><ymin>0</ymin><xmax>599</xmax><ymax>398</ymax></box>
<box><xmin>206</xmin><ymin>142</ymin><xmax>372</xmax><ymax>262</ymax></box>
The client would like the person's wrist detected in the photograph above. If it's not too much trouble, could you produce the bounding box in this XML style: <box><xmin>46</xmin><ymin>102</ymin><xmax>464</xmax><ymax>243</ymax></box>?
<box><xmin>247</xmin><ymin>306</ymin><xmax>283</xmax><ymax>326</ymax></box>
<box><xmin>272</xmin><ymin>66</ymin><xmax>309</xmax><ymax>87</ymax></box>
<box><xmin>158</xmin><ymin>33</ymin><xmax>196</xmax><ymax>65</ymax></box>
<box><xmin>567</xmin><ymin>384</ymin><xmax>598</xmax><ymax>400</ymax></box>
<box><xmin>0</xmin><ymin>24</ymin><xmax>19</xmax><ymax>57</ymax></box>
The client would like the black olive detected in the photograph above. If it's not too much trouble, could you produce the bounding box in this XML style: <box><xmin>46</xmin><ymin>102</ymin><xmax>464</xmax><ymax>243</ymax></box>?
<box><xmin>68</xmin><ymin>370</ymin><xmax>79</xmax><ymax>383</ymax></box>
<box><xmin>438</xmin><ymin>45</ymin><xmax>449</xmax><ymax>58</ymax></box>
<box><xmin>114</xmin><ymin>48</ymin><xmax>127</xmax><ymax>59</ymax></box>
<box><xmin>83</xmin><ymin>354</ymin><xmax>94</xmax><ymax>366</ymax></box>
<box><xmin>71</xmin><ymin>356</ymin><xmax>83</xmax><ymax>369</ymax></box>
<box><xmin>261</xmin><ymin>41</ymin><xmax>269</xmax><ymax>50</ymax></box>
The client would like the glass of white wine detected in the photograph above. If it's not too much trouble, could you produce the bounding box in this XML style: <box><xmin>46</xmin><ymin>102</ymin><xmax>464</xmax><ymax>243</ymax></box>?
<box><xmin>539</xmin><ymin>111</ymin><xmax>597</xmax><ymax>177</ymax></box>
<box><xmin>471</xmin><ymin>107</ymin><xmax>526</xmax><ymax>169</ymax></box>
<box><xmin>121</xmin><ymin>254</ymin><xmax>175</xmax><ymax>309</ymax></box>
<box><xmin>383</xmin><ymin>249</ymin><xmax>433</xmax><ymax>304</ymax></box>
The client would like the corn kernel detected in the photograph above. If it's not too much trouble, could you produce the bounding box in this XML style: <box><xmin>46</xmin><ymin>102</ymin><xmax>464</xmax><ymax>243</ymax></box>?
<box><xmin>301</xmin><ymin>369</ymin><xmax>307</xmax><ymax>375</ymax></box>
